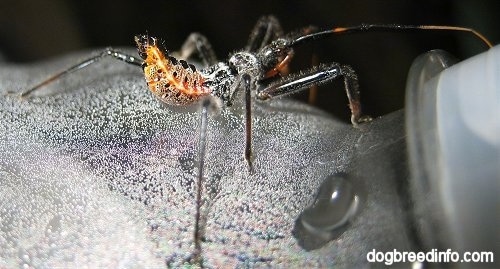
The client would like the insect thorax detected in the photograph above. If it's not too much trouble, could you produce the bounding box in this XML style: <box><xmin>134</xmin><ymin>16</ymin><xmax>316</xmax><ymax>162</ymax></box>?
<box><xmin>198</xmin><ymin>52</ymin><xmax>262</xmax><ymax>106</ymax></box>
<box><xmin>201</xmin><ymin>62</ymin><xmax>238</xmax><ymax>106</ymax></box>
<box><xmin>228</xmin><ymin>52</ymin><xmax>261</xmax><ymax>78</ymax></box>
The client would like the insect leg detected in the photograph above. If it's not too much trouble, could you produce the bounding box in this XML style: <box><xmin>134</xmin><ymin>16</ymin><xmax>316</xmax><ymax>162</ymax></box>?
<box><xmin>19</xmin><ymin>49</ymin><xmax>142</xmax><ymax>98</ymax></box>
<box><xmin>179</xmin><ymin>33</ymin><xmax>218</xmax><ymax>67</ymax></box>
<box><xmin>257</xmin><ymin>63</ymin><xmax>372</xmax><ymax>125</ymax></box>
<box><xmin>243</xmin><ymin>74</ymin><xmax>253</xmax><ymax>172</ymax></box>
<box><xmin>191</xmin><ymin>97</ymin><xmax>213</xmax><ymax>265</ymax></box>
<box><xmin>245</xmin><ymin>15</ymin><xmax>284</xmax><ymax>52</ymax></box>
<box><xmin>226</xmin><ymin>73</ymin><xmax>254</xmax><ymax>171</ymax></box>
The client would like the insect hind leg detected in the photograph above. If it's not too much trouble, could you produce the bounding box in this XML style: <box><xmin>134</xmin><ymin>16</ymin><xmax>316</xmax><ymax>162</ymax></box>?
<box><xmin>19</xmin><ymin>48</ymin><xmax>142</xmax><ymax>98</ymax></box>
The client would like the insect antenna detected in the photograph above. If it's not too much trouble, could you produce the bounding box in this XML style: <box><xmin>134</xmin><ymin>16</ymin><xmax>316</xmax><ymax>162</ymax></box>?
<box><xmin>291</xmin><ymin>24</ymin><xmax>493</xmax><ymax>49</ymax></box>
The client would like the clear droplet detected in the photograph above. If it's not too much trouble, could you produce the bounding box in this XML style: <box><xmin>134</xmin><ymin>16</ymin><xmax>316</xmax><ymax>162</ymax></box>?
<box><xmin>300</xmin><ymin>173</ymin><xmax>359</xmax><ymax>233</ymax></box>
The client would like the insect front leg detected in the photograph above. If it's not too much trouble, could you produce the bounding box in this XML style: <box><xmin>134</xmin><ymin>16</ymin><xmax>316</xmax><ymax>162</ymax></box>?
<box><xmin>233</xmin><ymin>73</ymin><xmax>254</xmax><ymax>172</ymax></box>
<box><xmin>242</xmin><ymin>74</ymin><xmax>253</xmax><ymax>171</ymax></box>
<box><xmin>19</xmin><ymin>48</ymin><xmax>142</xmax><ymax>98</ymax></box>
<box><xmin>257</xmin><ymin>63</ymin><xmax>372</xmax><ymax>126</ymax></box>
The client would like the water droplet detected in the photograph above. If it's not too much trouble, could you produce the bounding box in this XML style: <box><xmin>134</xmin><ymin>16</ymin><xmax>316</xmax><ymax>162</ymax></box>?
<box><xmin>300</xmin><ymin>173</ymin><xmax>359</xmax><ymax>234</ymax></box>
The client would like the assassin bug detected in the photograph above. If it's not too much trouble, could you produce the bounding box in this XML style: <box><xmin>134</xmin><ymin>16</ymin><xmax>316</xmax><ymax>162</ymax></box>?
<box><xmin>18</xmin><ymin>16</ymin><xmax>493</xmax><ymax>171</ymax></box>
<box><xmin>17</xmin><ymin>16</ymin><xmax>493</xmax><ymax>264</ymax></box>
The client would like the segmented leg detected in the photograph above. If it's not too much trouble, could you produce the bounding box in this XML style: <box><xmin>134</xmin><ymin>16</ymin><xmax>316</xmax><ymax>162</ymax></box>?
<box><xmin>19</xmin><ymin>49</ymin><xmax>142</xmax><ymax>98</ymax></box>
<box><xmin>190</xmin><ymin>76</ymin><xmax>253</xmax><ymax>262</ymax></box>
<box><xmin>245</xmin><ymin>15</ymin><xmax>284</xmax><ymax>52</ymax></box>
<box><xmin>226</xmin><ymin>73</ymin><xmax>254</xmax><ymax>171</ymax></box>
<box><xmin>191</xmin><ymin>97</ymin><xmax>213</xmax><ymax>265</ymax></box>
<box><xmin>257</xmin><ymin>63</ymin><xmax>372</xmax><ymax>125</ymax></box>
<box><xmin>179</xmin><ymin>33</ymin><xmax>218</xmax><ymax>67</ymax></box>
<box><xmin>242</xmin><ymin>74</ymin><xmax>253</xmax><ymax>172</ymax></box>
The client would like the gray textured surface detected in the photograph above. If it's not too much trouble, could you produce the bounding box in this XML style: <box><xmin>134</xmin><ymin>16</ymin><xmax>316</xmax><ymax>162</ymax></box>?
<box><xmin>0</xmin><ymin>51</ymin><xmax>414</xmax><ymax>268</ymax></box>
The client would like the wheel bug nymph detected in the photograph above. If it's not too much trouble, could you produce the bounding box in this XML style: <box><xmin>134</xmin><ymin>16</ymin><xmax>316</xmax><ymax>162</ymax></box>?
<box><xmin>19</xmin><ymin>17</ymin><xmax>493</xmax><ymax>171</ymax></box>
<box><xmin>17</xmin><ymin>16</ymin><xmax>493</xmax><ymax>265</ymax></box>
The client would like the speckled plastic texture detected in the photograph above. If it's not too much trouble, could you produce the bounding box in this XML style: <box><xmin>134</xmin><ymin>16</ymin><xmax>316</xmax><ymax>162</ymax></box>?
<box><xmin>0</xmin><ymin>51</ymin><xmax>413</xmax><ymax>268</ymax></box>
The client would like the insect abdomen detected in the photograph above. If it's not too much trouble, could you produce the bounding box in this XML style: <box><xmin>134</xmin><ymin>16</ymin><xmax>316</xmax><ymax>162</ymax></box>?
<box><xmin>135</xmin><ymin>35</ymin><xmax>211</xmax><ymax>105</ymax></box>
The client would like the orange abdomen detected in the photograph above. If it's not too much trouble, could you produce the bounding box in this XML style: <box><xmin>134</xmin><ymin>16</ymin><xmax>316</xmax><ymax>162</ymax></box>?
<box><xmin>138</xmin><ymin>37</ymin><xmax>211</xmax><ymax>105</ymax></box>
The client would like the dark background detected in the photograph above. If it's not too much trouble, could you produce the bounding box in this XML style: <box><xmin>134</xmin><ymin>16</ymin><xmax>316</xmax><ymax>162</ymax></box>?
<box><xmin>1</xmin><ymin>0</ymin><xmax>498</xmax><ymax>122</ymax></box>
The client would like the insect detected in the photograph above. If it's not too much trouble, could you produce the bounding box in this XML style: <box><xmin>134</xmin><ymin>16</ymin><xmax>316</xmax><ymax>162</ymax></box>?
<box><xmin>18</xmin><ymin>16</ymin><xmax>493</xmax><ymax>170</ymax></box>
<box><xmin>17</xmin><ymin>16</ymin><xmax>493</xmax><ymax>265</ymax></box>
